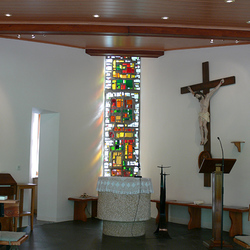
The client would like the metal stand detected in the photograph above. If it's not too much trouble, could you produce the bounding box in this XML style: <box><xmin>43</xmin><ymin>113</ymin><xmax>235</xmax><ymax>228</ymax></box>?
<box><xmin>154</xmin><ymin>165</ymin><xmax>171</xmax><ymax>238</ymax></box>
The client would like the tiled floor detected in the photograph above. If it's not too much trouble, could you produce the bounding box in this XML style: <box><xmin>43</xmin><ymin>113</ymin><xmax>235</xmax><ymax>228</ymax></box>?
<box><xmin>14</xmin><ymin>218</ymin><xmax>245</xmax><ymax>250</ymax></box>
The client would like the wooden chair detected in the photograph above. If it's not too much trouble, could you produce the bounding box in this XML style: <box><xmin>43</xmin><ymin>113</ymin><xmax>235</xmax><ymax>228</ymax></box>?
<box><xmin>234</xmin><ymin>204</ymin><xmax>250</xmax><ymax>249</ymax></box>
<box><xmin>0</xmin><ymin>173</ymin><xmax>17</xmax><ymax>231</ymax></box>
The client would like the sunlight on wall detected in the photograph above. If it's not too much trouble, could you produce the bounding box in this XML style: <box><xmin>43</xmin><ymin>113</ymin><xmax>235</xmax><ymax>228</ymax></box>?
<box><xmin>29</xmin><ymin>112</ymin><xmax>40</xmax><ymax>179</ymax></box>
<box><xmin>87</xmin><ymin>70</ymin><xmax>105</xmax><ymax>181</ymax></box>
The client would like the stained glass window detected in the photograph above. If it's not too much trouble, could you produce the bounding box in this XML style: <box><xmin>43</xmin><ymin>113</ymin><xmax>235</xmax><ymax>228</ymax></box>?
<box><xmin>103</xmin><ymin>56</ymin><xmax>140</xmax><ymax>177</ymax></box>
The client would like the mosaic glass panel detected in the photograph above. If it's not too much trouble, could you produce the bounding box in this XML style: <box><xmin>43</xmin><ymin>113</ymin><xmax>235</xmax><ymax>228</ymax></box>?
<box><xmin>103</xmin><ymin>56</ymin><xmax>140</xmax><ymax>177</ymax></box>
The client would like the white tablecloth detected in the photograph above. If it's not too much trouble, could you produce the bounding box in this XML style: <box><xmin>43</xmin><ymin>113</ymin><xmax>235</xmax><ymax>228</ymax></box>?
<box><xmin>96</xmin><ymin>177</ymin><xmax>153</xmax><ymax>194</ymax></box>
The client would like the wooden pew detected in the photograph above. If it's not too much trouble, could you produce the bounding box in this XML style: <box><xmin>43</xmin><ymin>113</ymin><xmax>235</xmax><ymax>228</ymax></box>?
<box><xmin>0</xmin><ymin>199</ymin><xmax>19</xmax><ymax>232</ymax></box>
<box><xmin>151</xmin><ymin>199</ymin><xmax>249</xmax><ymax>237</ymax></box>
<box><xmin>233</xmin><ymin>204</ymin><xmax>250</xmax><ymax>248</ymax></box>
<box><xmin>0</xmin><ymin>173</ymin><xmax>17</xmax><ymax>231</ymax></box>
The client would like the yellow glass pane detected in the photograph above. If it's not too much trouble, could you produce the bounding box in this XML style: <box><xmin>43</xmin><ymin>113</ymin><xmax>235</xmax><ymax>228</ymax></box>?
<box><xmin>125</xmin><ymin>133</ymin><xmax>133</xmax><ymax>137</ymax></box>
<box><xmin>116</xmin><ymin>156</ymin><xmax>122</xmax><ymax>165</ymax></box>
<box><xmin>116</xmin><ymin>132</ymin><xmax>124</xmax><ymax>138</ymax></box>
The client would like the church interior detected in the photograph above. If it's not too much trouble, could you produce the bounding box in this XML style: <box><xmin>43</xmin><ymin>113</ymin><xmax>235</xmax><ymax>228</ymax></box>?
<box><xmin>0</xmin><ymin>0</ymin><xmax>250</xmax><ymax>249</ymax></box>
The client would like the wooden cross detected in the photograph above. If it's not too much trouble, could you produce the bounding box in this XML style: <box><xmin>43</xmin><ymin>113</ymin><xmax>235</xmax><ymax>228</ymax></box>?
<box><xmin>181</xmin><ymin>61</ymin><xmax>235</xmax><ymax>187</ymax></box>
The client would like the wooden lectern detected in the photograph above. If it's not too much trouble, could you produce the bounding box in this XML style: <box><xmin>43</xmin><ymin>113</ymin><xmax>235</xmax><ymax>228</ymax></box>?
<box><xmin>199</xmin><ymin>158</ymin><xmax>236</xmax><ymax>249</ymax></box>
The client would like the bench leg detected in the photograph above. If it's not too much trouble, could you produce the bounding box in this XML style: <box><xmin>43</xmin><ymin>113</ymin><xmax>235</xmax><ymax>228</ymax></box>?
<box><xmin>188</xmin><ymin>207</ymin><xmax>201</xmax><ymax>229</ymax></box>
<box><xmin>229</xmin><ymin>211</ymin><xmax>243</xmax><ymax>237</ymax></box>
<box><xmin>73</xmin><ymin>201</ymin><xmax>88</xmax><ymax>221</ymax></box>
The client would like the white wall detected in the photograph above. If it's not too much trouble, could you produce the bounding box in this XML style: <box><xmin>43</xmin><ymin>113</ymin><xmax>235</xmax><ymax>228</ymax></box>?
<box><xmin>1</xmin><ymin>37</ymin><xmax>250</xmax><ymax>234</ymax></box>
<box><xmin>38</xmin><ymin>112</ymin><xmax>60</xmax><ymax>221</ymax></box>
<box><xmin>0</xmin><ymin>38</ymin><xmax>103</xmax><ymax>222</ymax></box>
<box><xmin>140</xmin><ymin>45</ymin><xmax>250</xmax><ymax>234</ymax></box>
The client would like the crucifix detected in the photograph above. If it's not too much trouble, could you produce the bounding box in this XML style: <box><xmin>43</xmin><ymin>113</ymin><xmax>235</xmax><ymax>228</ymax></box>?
<box><xmin>181</xmin><ymin>61</ymin><xmax>235</xmax><ymax>187</ymax></box>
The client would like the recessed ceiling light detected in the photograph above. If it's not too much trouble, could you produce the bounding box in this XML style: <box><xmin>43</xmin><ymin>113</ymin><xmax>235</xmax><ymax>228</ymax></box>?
<box><xmin>247</xmin><ymin>21</ymin><xmax>250</xmax><ymax>24</ymax></box>
<box><xmin>17</xmin><ymin>34</ymin><xmax>21</xmax><ymax>39</ymax></box>
<box><xmin>31</xmin><ymin>34</ymin><xmax>36</xmax><ymax>39</ymax></box>
<box><xmin>161</xmin><ymin>16</ymin><xmax>169</xmax><ymax>20</ymax></box>
<box><xmin>5</xmin><ymin>13</ymin><xmax>12</xmax><ymax>17</ymax></box>
<box><xmin>93</xmin><ymin>14</ymin><xmax>100</xmax><ymax>18</ymax></box>
<box><xmin>210</xmin><ymin>39</ymin><xmax>214</xmax><ymax>44</ymax></box>
<box><xmin>225</xmin><ymin>0</ymin><xmax>235</xmax><ymax>2</ymax></box>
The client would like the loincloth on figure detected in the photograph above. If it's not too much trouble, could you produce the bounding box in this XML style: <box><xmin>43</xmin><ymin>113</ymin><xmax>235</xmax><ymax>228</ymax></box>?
<box><xmin>199</xmin><ymin>112</ymin><xmax>210</xmax><ymax>122</ymax></box>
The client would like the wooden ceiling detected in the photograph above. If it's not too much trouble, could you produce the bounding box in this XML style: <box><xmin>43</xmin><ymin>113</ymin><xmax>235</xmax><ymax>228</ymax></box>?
<box><xmin>1</xmin><ymin>0</ymin><xmax>250</xmax><ymax>57</ymax></box>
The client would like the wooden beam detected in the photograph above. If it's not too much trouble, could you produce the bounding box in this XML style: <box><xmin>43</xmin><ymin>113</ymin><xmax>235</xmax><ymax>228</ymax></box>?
<box><xmin>129</xmin><ymin>26</ymin><xmax>250</xmax><ymax>41</ymax></box>
<box><xmin>86</xmin><ymin>49</ymin><xmax>164</xmax><ymax>58</ymax></box>
<box><xmin>1</xmin><ymin>24</ymin><xmax>250</xmax><ymax>41</ymax></box>
<box><xmin>0</xmin><ymin>24</ymin><xmax>128</xmax><ymax>35</ymax></box>
<box><xmin>180</xmin><ymin>76</ymin><xmax>235</xmax><ymax>94</ymax></box>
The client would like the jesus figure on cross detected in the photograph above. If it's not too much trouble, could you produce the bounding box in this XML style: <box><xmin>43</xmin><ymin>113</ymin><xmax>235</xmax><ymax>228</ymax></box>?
<box><xmin>188</xmin><ymin>79</ymin><xmax>224</xmax><ymax>145</ymax></box>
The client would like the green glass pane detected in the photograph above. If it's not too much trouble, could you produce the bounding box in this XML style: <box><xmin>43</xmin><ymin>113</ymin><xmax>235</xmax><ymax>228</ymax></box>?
<box><xmin>126</xmin><ymin>80</ymin><xmax>133</xmax><ymax>88</ymax></box>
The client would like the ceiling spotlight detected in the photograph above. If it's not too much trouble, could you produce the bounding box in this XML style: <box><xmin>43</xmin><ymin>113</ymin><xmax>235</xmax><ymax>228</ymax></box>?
<box><xmin>31</xmin><ymin>34</ymin><xmax>36</xmax><ymax>39</ymax></box>
<box><xmin>93</xmin><ymin>14</ymin><xmax>100</xmax><ymax>18</ymax></box>
<box><xmin>225</xmin><ymin>0</ymin><xmax>235</xmax><ymax>2</ymax></box>
<box><xmin>210</xmin><ymin>39</ymin><xmax>214</xmax><ymax>44</ymax></box>
<box><xmin>247</xmin><ymin>21</ymin><xmax>250</xmax><ymax>24</ymax></box>
<box><xmin>5</xmin><ymin>13</ymin><xmax>12</xmax><ymax>17</ymax></box>
<box><xmin>235</xmin><ymin>40</ymin><xmax>239</xmax><ymax>43</ymax></box>
<box><xmin>161</xmin><ymin>16</ymin><xmax>169</xmax><ymax>20</ymax></box>
<box><xmin>17</xmin><ymin>34</ymin><xmax>21</xmax><ymax>39</ymax></box>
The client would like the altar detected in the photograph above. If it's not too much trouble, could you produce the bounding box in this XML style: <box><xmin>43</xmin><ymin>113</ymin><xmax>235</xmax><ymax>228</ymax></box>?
<box><xmin>96</xmin><ymin>177</ymin><xmax>153</xmax><ymax>237</ymax></box>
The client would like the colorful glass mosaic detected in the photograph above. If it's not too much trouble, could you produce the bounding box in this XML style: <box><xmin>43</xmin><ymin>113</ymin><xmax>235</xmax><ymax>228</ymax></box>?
<box><xmin>103</xmin><ymin>56</ymin><xmax>140</xmax><ymax>177</ymax></box>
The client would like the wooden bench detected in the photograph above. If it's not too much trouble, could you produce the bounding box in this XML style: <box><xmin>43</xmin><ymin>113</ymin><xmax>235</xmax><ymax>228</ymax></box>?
<box><xmin>151</xmin><ymin>199</ymin><xmax>249</xmax><ymax>237</ymax></box>
<box><xmin>68</xmin><ymin>196</ymin><xmax>98</xmax><ymax>222</ymax></box>
<box><xmin>234</xmin><ymin>236</ymin><xmax>250</xmax><ymax>249</ymax></box>
<box><xmin>0</xmin><ymin>231</ymin><xmax>28</xmax><ymax>249</ymax></box>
